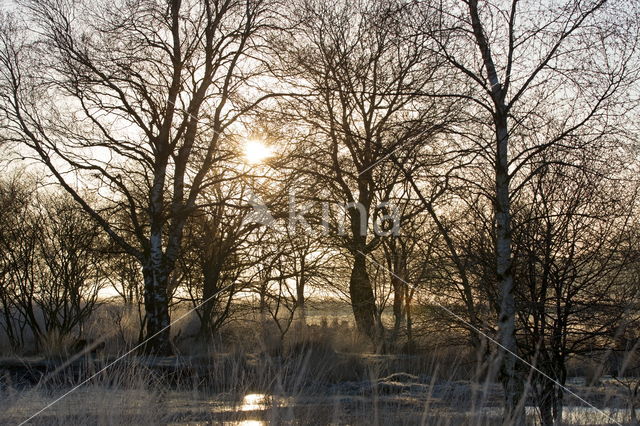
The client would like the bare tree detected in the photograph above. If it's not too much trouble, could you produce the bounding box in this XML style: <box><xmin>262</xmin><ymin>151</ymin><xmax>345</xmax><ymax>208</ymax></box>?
<box><xmin>417</xmin><ymin>0</ymin><xmax>640</xmax><ymax>419</ymax></box>
<box><xmin>0</xmin><ymin>0</ymin><xmax>275</xmax><ymax>353</ymax></box>
<box><xmin>34</xmin><ymin>192</ymin><xmax>105</xmax><ymax>341</ymax></box>
<box><xmin>512</xmin><ymin>151</ymin><xmax>639</xmax><ymax>424</ymax></box>
<box><xmin>0</xmin><ymin>178</ymin><xmax>104</xmax><ymax>349</ymax></box>
<box><xmin>274</xmin><ymin>0</ymin><xmax>450</xmax><ymax>344</ymax></box>
<box><xmin>0</xmin><ymin>174</ymin><xmax>36</xmax><ymax>349</ymax></box>
<box><xmin>177</xmin><ymin>177</ymin><xmax>261</xmax><ymax>339</ymax></box>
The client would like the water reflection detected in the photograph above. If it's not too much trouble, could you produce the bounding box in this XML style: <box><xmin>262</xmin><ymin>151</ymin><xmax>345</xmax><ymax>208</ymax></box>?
<box><xmin>240</xmin><ymin>394</ymin><xmax>268</xmax><ymax>412</ymax></box>
<box><xmin>169</xmin><ymin>391</ymin><xmax>639</xmax><ymax>425</ymax></box>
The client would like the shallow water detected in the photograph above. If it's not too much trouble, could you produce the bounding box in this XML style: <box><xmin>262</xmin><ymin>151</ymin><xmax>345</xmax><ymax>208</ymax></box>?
<box><xmin>2</xmin><ymin>387</ymin><xmax>637</xmax><ymax>425</ymax></box>
<box><xmin>202</xmin><ymin>392</ymin><xmax>638</xmax><ymax>425</ymax></box>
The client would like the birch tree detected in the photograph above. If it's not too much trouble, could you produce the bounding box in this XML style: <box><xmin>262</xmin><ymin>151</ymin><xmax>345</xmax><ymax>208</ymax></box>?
<box><xmin>419</xmin><ymin>0</ymin><xmax>640</xmax><ymax>420</ymax></box>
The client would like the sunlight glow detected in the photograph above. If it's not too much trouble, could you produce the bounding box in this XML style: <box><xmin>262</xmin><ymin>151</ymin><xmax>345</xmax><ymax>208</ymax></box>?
<box><xmin>244</xmin><ymin>139</ymin><xmax>273</xmax><ymax>164</ymax></box>
<box><xmin>241</xmin><ymin>393</ymin><xmax>268</xmax><ymax>411</ymax></box>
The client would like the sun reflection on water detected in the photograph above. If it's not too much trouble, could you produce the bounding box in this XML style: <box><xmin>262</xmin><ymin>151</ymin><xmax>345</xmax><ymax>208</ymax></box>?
<box><xmin>240</xmin><ymin>393</ymin><xmax>268</xmax><ymax>412</ymax></box>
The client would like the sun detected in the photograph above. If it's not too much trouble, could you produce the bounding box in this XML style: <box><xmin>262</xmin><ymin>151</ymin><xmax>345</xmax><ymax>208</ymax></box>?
<box><xmin>244</xmin><ymin>139</ymin><xmax>273</xmax><ymax>164</ymax></box>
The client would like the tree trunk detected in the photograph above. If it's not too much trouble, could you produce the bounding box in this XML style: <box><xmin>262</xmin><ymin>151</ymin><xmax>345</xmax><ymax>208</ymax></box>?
<box><xmin>390</xmin><ymin>257</ymin><xmax>406</xmax><ymax>349</ymax></box>
<box><xmin>495</xmin><ymin>114</ymin><xmax>524</xmax><ymax>424</ymax></box>
<box><xmin>200</xmin><ymin>263</ymin><xmax>222</xmax><ymax>340</ymax></box>
<box><xmin>392</xmin><ymin>277</ymin><xmax>405</xmax><ymax>335</ymax></box>
<box><xmin>537</xmin><ymin>377</ymin><xmax>565</xmax><ymax>425</ymax></box>
<box><xmin>349</xmin><ymin>250</ymin><xmax>377</xmax><ymax>340</ymax></box>
<box><xmin>630</xmin><ymin>382</ymin><xmax>638</xmax><ymax>426</ymax></box>
<box><xmin>465</xmin><ymin>1</ymin><xmax>524</xmax><ymax>421</ymax></box>
<box><xmin>555</xmin><ymin>385</ymin><xmax>564</xmax><ymax>426</ymax></box>
<box><xmin>259</xmin><ymin>281</ymin><xmax>267</xmax><ymax>324</ymax></box>
<box><xmin>537</xmin><ymin>380</ymin><xmax>555</xmax><ymax>426</ymax></box>
<box><xmin>348</xmin><ymin>195</ymin><xmax>379</xmax><ymax>344</ymax></box>
<box><xmin>391</xmin><ymin>247</ymin><xmax>406</xmax><ymax>339</ymax></box>
<box><xmin>1</xmin><ymin>309</ymin><xmax>17</xmax><ymax>350</ymax></box>
<box><xmin>296</xmin><ymin>274</ymin><xmax>306</xmax><ymax>326</ymax></box>
<box><xmin>142</xmin><ymin>254</ymin><xmax>172</xmax><ymax>355</ymax></box>
<box><xmin>405</xmin><ymin>286</ymin><xmax>415</xmax><ymax>353</ymax></box>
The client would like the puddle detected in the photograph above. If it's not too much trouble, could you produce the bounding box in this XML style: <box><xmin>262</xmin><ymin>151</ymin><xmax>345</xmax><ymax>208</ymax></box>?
<box><xmin>3</xmin><ymin>388</ymin><xmax>638</xmax><ymax>425</ymax></box>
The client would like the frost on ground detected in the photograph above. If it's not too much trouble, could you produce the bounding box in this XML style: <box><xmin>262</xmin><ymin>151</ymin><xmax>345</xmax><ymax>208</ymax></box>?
<box><xmin>0</xmin><ymin>358</ymin><xmax>636</xmax><ymax>425</ymax></box>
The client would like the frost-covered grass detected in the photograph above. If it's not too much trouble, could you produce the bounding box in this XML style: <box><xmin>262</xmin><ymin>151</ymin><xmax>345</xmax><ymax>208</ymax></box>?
<box><xmin>0</xmin><ymin>345</ymin><xmax>636</xmax><ymax>425</ymax></box>
<box><xmin>1</xmin><ymin>309</ymin><xmax>638</xmax><ymax>425</ymax></box>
